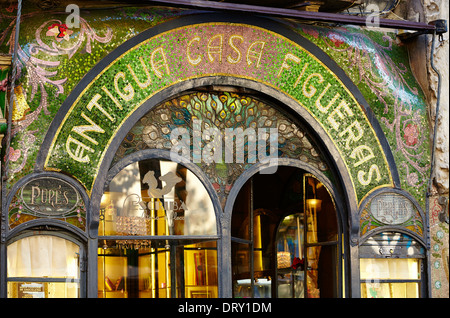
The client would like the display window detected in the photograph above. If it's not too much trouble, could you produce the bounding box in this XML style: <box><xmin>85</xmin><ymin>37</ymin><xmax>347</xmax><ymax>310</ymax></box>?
<box><xmin>97</xmin><ymin>158</ymin><xmax>219</xmax><ymax>298</ymax></box>
<box><xmin>98</xmin><ymin>240</ymin><xmax>217</xmax><ymax>298</ymax></box>
<box><xmin>359</xmin><ymin>232</ymin><xmax>425</xmax><ymax>298</ymax></box>
<box><xmin>7</xmin><ymin>234</ymin><xmax>83</xmax><ymax>298</ymax></box>
<box><xmin>231</xmin><ymin>167</ymin><xmax>340</xmax><ymax>298</ymax></box>
<box><xmin>99</xmin><ymin>158</ymin><xmax>216</xmax><ymax>237</ymax></box>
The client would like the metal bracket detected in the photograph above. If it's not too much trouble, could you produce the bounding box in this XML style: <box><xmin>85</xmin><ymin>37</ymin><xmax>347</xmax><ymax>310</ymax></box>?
<box><xmin>430</xmin><ymin>19</ymin><xmax>448</xmax><ymax>41</ymax></box>
<box><xmin>398</xmin><ymin>19</ymin><xmax>447</xmax><ymax>41</ymax></box>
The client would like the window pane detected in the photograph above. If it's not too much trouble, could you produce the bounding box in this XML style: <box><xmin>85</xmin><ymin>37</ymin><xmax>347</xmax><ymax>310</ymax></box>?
<box><xmin>232</xmin><ymin>242</ymin><xmax>251</xmax><ymax>298</ymax></box>
<box><xmin>361</xmin><ymin>282</ymin><xmax>420</xmax><ymax>298</ymax></box>
<box><xmin>7</xmin><ymin>235</ymin><xmax>81</xmax><ymax>298</ymax></box>
<box><xmin>231</xmin><ymin>213</ymin><xmax>275</xmax><ymax>298</ymax></box>
<box><xmin>360</xmin><ymin>258</ymin><xmax>421</xmax><ymax>280</ymax></box>
<box><xmin>100</xmin><ymin>159</ymin><xmax>216</xmax><ymax>236</ymax></box>
<box><xmin>98</xmin><ymin>240</ymin><xmax>217</xmax><ymax>298</ymax></box>
<box><xmin>305</xmin><ymin>176</ymin><xmax>338</xmax><ymax>243</ymax></box>
<box><xmin>359</xmin><ymin>232</ymin><xmax>423</xmax><ymax>298</ymax></box>
<box><xmin>277</xmin><ymin>214</ymin><xmax>304</xmax><ymax>266</ymax></box>
<box><xmin>7</xmin><ymin>235</ymin><xmax>79</xmax><ymax>278</ymax></box>
<box><xmin>184</xmin><ymin>242</ymin><xmax>218</xmax><ymax>298</ymax></box>
<box><xmin>277</xmin><ymin>213</ymin><xmax>305</xmax><ymax>298</ymax></box>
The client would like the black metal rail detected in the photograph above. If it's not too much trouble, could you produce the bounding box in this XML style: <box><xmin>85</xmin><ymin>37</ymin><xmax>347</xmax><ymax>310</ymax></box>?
<box><xmin>146</xmin><ymin>0</ymin><xmax>437</xmax><ymax>32</ymax></box>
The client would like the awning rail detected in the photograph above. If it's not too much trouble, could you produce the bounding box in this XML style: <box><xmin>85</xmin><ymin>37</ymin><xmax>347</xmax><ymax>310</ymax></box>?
<box><xmin>146</xmin><ymin>0</ymin><xmax>439</xmax><ymax>32</ymax></box>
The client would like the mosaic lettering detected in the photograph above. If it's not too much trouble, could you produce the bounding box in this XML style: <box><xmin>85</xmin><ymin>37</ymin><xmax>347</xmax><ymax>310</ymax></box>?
<box><xmin>44</xmin><ymin>23</ymin><xmax>392</xmax><ymax>202</ymax></box>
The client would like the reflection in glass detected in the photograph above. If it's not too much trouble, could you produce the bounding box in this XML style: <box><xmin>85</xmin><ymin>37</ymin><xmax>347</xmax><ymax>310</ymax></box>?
<box><xmin>98</xmin><ymin>240</ymin><xmax>218</xmax><ymax>298</ymax></box>
<box><xmin>276</xmin><ymin>214</ymin><xmax>304</xmax><ymax>298</ymax></box>
<box><xmin>98</xmin><ymin>158</ymin><xmax>219</xmax><ymax>298</ymax></box>
<box><xmin>99</xmin><ymin>159</ymin><xmax>216</xmax><ymax>238</ymax></box>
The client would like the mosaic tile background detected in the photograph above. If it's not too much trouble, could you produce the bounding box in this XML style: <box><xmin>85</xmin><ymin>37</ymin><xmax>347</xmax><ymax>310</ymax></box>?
<box><xmin>293</xmin><ymin>23</ymin><xmax>431</xmax><ymax>209</ymax></box>
<box><xmin>41</xmin><ymin>22</ymin><xmax>391</xmax><ymax>201</ymax></box>
<box><xmin>1</xmin><ymin>4</ymin><xmax>188</xmax><ymax>189</ymax></box>
<box><xmin>1</xmin><ymin>4</ymin><xmax>429</xmax><ymax>209</ymax></box>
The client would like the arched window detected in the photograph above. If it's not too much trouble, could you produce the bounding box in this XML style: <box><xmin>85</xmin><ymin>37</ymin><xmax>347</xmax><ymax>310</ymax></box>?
<box><xmin>359</xmin><ymin>232</ymin><xmax>426</xmax><ymax>298</ymax></box>
<box><xmin>7</xmin><ymin>232</ymin><xmax>84</xmax><ymax>298</ymax></box>
<box><xmin>231</xmin><ymin>167</ymin><xmax>340</xmax><ymax>298</ymax></box>
<box><xmin>97</xmin><ymin>158</ymin><xmax>219</xmax><ymax>298</ymax></box>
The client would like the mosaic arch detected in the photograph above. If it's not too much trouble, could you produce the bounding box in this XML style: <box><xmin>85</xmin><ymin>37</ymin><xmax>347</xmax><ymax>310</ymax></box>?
<box><xmin>36</xmin><ymin>15</ymin><xmax>398</xmax><ymax>206</ymax></box>
<box><xmin>112</xmin><ymin>91</ymin><xmax>330</xmax><ymax>208</ymax></box>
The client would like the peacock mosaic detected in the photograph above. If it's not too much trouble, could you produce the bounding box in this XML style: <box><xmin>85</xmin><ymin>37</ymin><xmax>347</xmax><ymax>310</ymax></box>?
<box><xmin>113</xmin><ymin>91</ymin><xmax>330</xmax><ymax>207</ymax></box>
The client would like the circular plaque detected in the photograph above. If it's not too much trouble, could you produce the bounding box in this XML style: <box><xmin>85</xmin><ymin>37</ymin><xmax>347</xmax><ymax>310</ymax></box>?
<box><xmin>370</xmin><ymin>193</ymin><xmax>414</xmax><ymax>225</ymax></box>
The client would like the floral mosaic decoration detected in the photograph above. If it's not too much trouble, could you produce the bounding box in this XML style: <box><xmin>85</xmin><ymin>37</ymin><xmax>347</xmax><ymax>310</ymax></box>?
<box><xmin>296</xmin><ymin>24</ymin><xmax>431</xmax><ymax>209</ymax></box>
<box><xmin>1</xmin><ymin>4</ymin><xmax>431</xmax><ymax>210</ymax></box>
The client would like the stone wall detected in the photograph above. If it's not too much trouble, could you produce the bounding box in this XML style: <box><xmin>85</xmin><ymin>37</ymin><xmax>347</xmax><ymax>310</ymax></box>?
<box><xmin>405</xmin><ymin>0</ymin><xmax>449</xmax><ymax>298</ymax></box>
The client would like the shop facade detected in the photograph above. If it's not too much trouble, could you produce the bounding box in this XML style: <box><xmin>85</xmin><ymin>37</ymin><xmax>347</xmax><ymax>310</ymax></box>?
<box><xmin>0</xmin><ymin>0</ymin><xmax>448</xmax><ymax>298</ymax></box>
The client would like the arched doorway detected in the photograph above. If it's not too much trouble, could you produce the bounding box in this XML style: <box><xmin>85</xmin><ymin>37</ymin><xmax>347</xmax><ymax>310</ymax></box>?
<box><xmin>230</xmin><ymin>166</ymin><xmax>342</xmax><ymax>298</ymax></box>
<box><xmin>90</xmin><ymin>88</ymin><xmax>347</xmax><ymax>298</ymax></box>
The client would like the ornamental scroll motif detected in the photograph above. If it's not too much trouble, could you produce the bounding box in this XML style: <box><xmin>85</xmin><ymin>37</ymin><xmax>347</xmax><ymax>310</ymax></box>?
<box><xmin>8</xmin><ymin>177</ymin><xmax>86</xmax><ymax>231</ymax></box>
<box><xmin>360</xmin><ymin>192</ymin><xmax>424</xmax><ymax>239</ymax></box>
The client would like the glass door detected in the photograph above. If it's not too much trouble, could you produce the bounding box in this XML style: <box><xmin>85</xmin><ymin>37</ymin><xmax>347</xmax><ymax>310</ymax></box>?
<box><xmin>231</xmin><ymin>168</ymin><xmax>341</xmax><ymax>298</ymax></box>
<box><xmin>7</xmin><ymin>233</ymin><xmax>84</xmax><ymax>298</ymax></box>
